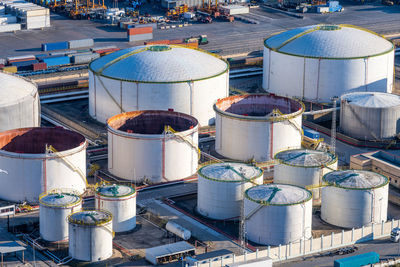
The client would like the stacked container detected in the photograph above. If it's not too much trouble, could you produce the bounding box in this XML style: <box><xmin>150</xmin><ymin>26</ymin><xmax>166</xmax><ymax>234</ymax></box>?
<box><xmin>127</xmin><ymin>26</ymin><xmax>153</xmax><ymax>42</ymax></box>
<box><xmin>68</xmin><ymin>39</ymin><xmax>94</xmax><ymax>49</ymax></box>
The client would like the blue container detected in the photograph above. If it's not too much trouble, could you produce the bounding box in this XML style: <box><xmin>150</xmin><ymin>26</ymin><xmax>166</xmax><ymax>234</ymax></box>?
<box><xmin>11</xmin><ymin>60</ymin><xmax>38</xmax><ymax>67</ymax></box>
<box><xmin>41</xmin><ymin>41</ymin><xmax>69</xmax><ymax>52</ymax></box>
<box><xmin>35</xmin><ymin>54</ymin><xmax>49</xmax><ymax>60</ymax></box>
<box><xmin>303</xmin><ymin>129</ymin><xmax>320</xmax><ymax>139</ymax></box>
<box><xmin>42</xmin><ymin>56</ymin><xmax>70</xmax><ymax>67</ymax></box>
<box><xmin>334</xmin><ymin>252</ymin><xmax>379</xmax><ymax>267</ymax></box>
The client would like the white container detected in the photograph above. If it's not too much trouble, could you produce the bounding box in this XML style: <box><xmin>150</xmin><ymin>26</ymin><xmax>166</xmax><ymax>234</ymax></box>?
<box><xmin>95</xmin><ymin>184</ymin><xmax>137</xmax><ymax>232</ymax></box>
<box><xmin>274</xmin><ymin>149</ymin><xmax>337</xmax><ymax>202</ymax></box>
<box><xmin>166</xmin><ymin>221</ymin><xmax>191</xmax><ymax>240</ymax></box>
<box><xmin>317</xmin><ymin>6</ymin><xmax>330</xmax><ymax>13</ymax></box>
<box><xmin>0</xmin><ymin>23</ymin><xmax>20</xmax><ymax>32</ymax></box>
<box><xmin>214</xmin><ymin>94</ymin><xmax>304</xmax><ymax>162</ymax></box>
<box><xmin>107</xmin><ymin>110</ymin><xmax>198</xmax><ymax>183</ymax></box>
<box><xmin>197</xmin><ymin>162</ymin><xmax>263</xmax><ymax>220</ymax></box>
<box><xmin>0</xmin><ymin>127</ymin><xmax>87</xmax><ymax>203</ymax></box>
<box><xmin>0</xmin><ymin>72</ymin><xmax>39</xmax><ymax>131</ymax></box>
<box><xmin>340</xmin><ymin>92</ymin><xmax>400</xmax><ymax>140</ymax></box>
<box><xmin>263</xmin><ymin>24</ymin><xmax>394</xmax><ymax>102</ymax></box>
<box><xmin>39</xmin><ymin>189</ymin><xmax>82</xmax><ymax>242</ymax></box>
<box><xmin>68</xmin><ymin>39</ymin><xmax>94</xmax><ymax>49</ymax></box>
<box><xmin>321</xmin><ymin>170</ymin><xmax>389</xmax><ymax>228</ymax></box>
<box><xmin>68</xmin><ymin>210</ymin><xmax>113</xmax><ymax>262</ymax></box>
<box><xmin>245</xmin><ymin>184</ymin><xmax>312</xmax><ymax>245</ymax></box>
<box><xmin>89</xmin><ymin>45</ymin><xmax>229</xmax><ymax>126</ymax></box>
<box><xmin>220</xmin><ymin>5</ymin><xmax>250</xmax><ymax>15</ymax></box>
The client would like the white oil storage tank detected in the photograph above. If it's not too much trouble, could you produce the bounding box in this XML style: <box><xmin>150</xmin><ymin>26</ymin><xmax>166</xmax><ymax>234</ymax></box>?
<box><xmin>244</xmin><ymin>184</ymin><xmax>312</xmax><ymax>245</ymax></box>
<box><xmin>197</xmin><ymin>162</ymin><xmax>263</xmax><ymax>220</ymax></box>
<box><xmin>95</xmin><ymin>184</ymin><xmax>137</xmax><ymax>233</ymax></box>
<box><xmin>89</xmin><ymin>45</ymin><xmax>229</xmax><ymax>126</ymax></box>
<box><xmin>340</xmin><ymin>92</ymin><xmax>400</xmax><ymax>140</ymax></box>
<box><xmin>0</xmin><ymin>71</ymin><xmax>40</xmax><ymax>131</ymax></box>
<box><xmin>214</xmin><ymin>94</ymin><xmax>304</xmax><ymax>162</ymax></box>
<box><xmin>0</xmin><ymin>127</ymin><xmax>87</xmax><ymax>202</ymax></box>
<box><xmin>107</xmin><ymin>110</ymin><xmax>198</xmax><ymax>183</ymax></box>
<box><xmin>39</xmin><ymin>189</ymin><xmax>82</xmax><ymax>242</ymax></box>
<box><xmin>263</xmin><ymin>24</ymin><xmax>394</xmax><ymax>102</ymax></box>
<box><xmin>68</xmin><ymin>210</ymin><xmax>113</xmax><ymax>262</ymax></box>
<box><xmin>274</xmin><ymin>149</ymin><xmax>337</xmax><ymax>202</ymax></box>
<box><xmin>321</xmin><ymin>170</ymin><xmax>389</xmax><ymax>228</ymax></box>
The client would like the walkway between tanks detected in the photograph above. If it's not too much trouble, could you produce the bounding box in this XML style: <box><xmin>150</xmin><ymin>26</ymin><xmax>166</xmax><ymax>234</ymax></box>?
<box><xmin>143</xmin><ymin>199</ymin><xmax>245</xmax><ymax>255</ymax></box>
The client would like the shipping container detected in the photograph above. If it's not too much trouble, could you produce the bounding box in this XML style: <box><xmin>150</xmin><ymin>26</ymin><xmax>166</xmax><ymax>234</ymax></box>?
<box><xmin>68</xmin><ymin>38</ymin><xmax>94</xmax><ymax>49</ymax></box>
<box><xmin>131</xmin><ymin>23</ymin><xmax>157</xmax><ymax>29</ymax></box>
<box><xmin>0</xmin><ymin>23</ymin><xmax>20</xmax><ymax>32</ymax></box>
<box><xmin>42</xmin><ymin>56</ymin><xmax>70</xmax><ymax>67</ymax></box>
<box><xmin>127</xmin><ymin>26</ymin><xmax>152</xmax><ymax>36</ymax></box>
<box><xmin>91</xmin><ymin>45</ymin><xmax>117</xmax><ymax>52</ymax></box>
<box><xmin>11</xmin><ymin>59</ymin><xmax>38</xmax><ymax>67</ymax></box>
<box><xmin>35</xmin><ymin>54</ymin><xmax>48</xmax><ymax>61</ymax></box>
<box><xmin>94</xmin><ymin>48</ymin><xmax>120</xmax><ymax>54</ymax></box>
<box><xmin>334</xmin><ymin>252</ymin><xmax>379</xmax><ymax>267</ymax></box>
<box><xmin>50</xmin><ymin>50</ymin><xmax>77</xmax><ymax>56</ymax></box>
<box><xmin>32</xmin><ymin>62</ymin><xmax>47</xmax><ymax>71</ymax></box>
<box><xmin>7</xmin><ymin>55</ymin><xmax>36</xmax><ymax>63</ymax></box>
<box><xmin>2</xmin><ymin>66</ymin><xmax>17</xmax><ymax>73</ymax></box>
<box><xmin>128</xmin><ymin>32</ymin><xmax>153</xmax><ymax>42</ymax></box>
<box><xmin>169</xmin><ymin>39</ymin><xmax>183</xmax><ymax>44</ymax></box>
<box><xmin>71</xmin><ymin>53</ymin><xmax>100</xmax><ymax>64</ymax></box>
<box><xmin>0</xmin><ymin>15</ymin><xmax>17</xmax><ymax>24</ymax></box>
<box><xmin>144</xmin><ymin>39</ymin><xmax>170</xmax><ymax>45</ymax></box>
<box><xmin>41</xmin><ymin>41</ymin><xmax>69</xmax><ymax>51</ymax></box>
<box><xmin>303</xmin><ymin>129</ymin><xmax>320</xmax><ymax>140</ymax></box>
<box><xmin>0</xmin><ymin>58</ymin><xmax>5</xmax><ymax>65</ymax></box>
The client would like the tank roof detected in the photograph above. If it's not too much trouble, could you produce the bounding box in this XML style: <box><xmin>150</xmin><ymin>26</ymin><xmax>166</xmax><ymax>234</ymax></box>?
<box><xmin>264</xmin><ymin>24</ymin><xmax>393</xmax><ymax>59</ymax></box>
<box><xmin>107</xmin><ymin>110</ymin><xmax>198</xmax><ymax>135</ymax></box>
<box><xmin>245</xmin><ymin>184</ymin><xmax>312</xmax><ymax>205</ymax></box>
<box><xmin>68</xmin><ymin>210</ymin><xmax>112</xmax><ymax>226</ymax></box>
<box><xmin>96</xmin><ymin>184</ymin><xmax>135</xmax><ymax>198</ymax></box>
<box><xmin>274</xmin><ymin>149</ymin><xmax>337</xmax><ymax>167</ymax></box>
<box><xmin>89</xmin><ymin>45</ymin><xmax>228</xmax><ymax>83</ymax></box>
<box><xmin>214</xmin><ymin>94</ymin><xmax>304</xmax><ymax>121</ymax></box>
<box><xmin>323</xmin><ymin>170</ymin><xmax>388</xmax><ymax>189</ymax></box>
<box><xmin>341</xmin><ymin>92</ymin><xmax>400</xmax><ymax>108</ymax></box>
<box><xmin>40</xmin><ymin>192</ymin><xmax>81</xmax><ymax>207</ymax></box>
<box><xmin>0</xmin><ymin>127</ymin><xmax>86</xmax><ymax>154</ymax></box>
<box><xmin>0</xmin><ymin>72</ymin><xmax>37</xmax><ymax>106</ymax></box>
<box><xmin>198</xmin><ymin>162</ymin><xmax>263</xmax><ymax>182</ymax></box>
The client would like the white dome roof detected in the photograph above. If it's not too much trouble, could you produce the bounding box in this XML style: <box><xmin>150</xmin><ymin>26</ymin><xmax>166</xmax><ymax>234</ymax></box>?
<box><xmin>342</xmin><ymin>92</ymin><xmax>400</xmax><ymax>108</ymax></box>
<box><xmin>245</xmin><ymin>184</ymin><xmax>312</xmax><ymax>205</ymax></box>
<box><xmin>199</xmin><ymin>162</ymin><xmax>263</xmax><ymax>182</ymax></box>
<box><xmin>265</xmin><ymin>24</ymin><xmax>393</xmax><ymax>59</ymax></box>
<box><xmin>0</xmin><ymin>72</ymin><xmax>37</xmax><ymax>106</ymax></box>
<box><xmin>323</xmin><ymin>170</ymin><xmax>388</xmax><ymax>189</ymax></box>
<box><xmin>275</xmin><ymin>149</ymin><xmax>337</xmax><ymax>167</ymax></box>
<box><xmin>89</xmin><ymin>45</ymin><xmax>228</xmax><ymax>82</ymax></box>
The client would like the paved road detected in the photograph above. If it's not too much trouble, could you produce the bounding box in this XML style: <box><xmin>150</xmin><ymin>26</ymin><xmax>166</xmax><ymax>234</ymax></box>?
<box><xmin>0</xmin><ymin>0</ymin><xmax>399</xmax><ymax>58</ymax></box>
<box><xmin>275</xmin><ymin>237</ymin><xmax>400</xmax><ymax>267</ymax></box>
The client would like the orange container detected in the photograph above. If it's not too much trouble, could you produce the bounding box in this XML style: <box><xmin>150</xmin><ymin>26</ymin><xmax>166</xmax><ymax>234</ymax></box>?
<box><xmin>128</xmin><ymin>27</ymin><xmax>153</xmax><ymax>36</ymax></box>
<box><xmin>144</xmin><ymin>39</ymin><xmax>170</xmax><ymax>45</ymax></box>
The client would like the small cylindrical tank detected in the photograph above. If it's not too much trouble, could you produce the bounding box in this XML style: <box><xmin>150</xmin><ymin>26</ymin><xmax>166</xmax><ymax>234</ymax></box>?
<box><xmin>274</xmin><ymin>149</ymin><xmax>337</xmax><ymax>202</ymax></box>
<box><xmin>95</xmin><ymin>184</ymin><xmax>137</xmax><ymax>233</ymax></box>
<box><xmin>68</xmin><ymin>210</ymin><xmax>113</xmax><ymax>262</ymax></box>
<box><xmin>166</xmin><ymin>221</ymin><xmax>191</xmax><ymax>240</ymax></box>
<box><xmin>321</xmin><ymin>170</ymin><xmax>389</xmax><ymax>228</ymax></box>
<box><xmin>197</xmin><ymin>162</ymin><xmax>263</xmax><ymax>220</ymax></box>
<box><xmin>39</xmin><ymin>189</ymin><xmax>82</xmax><ymax>242</ymax></box>
<box><xmin>245</xmin><ymin>184</ymin><xmax>312</xmax><ymax>246</ymax></box>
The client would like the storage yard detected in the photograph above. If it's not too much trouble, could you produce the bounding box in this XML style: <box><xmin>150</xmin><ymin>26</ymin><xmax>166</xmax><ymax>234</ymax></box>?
<box><xmin>1</xmin><ymin>0</ymin><xmax>400</xmax><ymax>266</ymax></box>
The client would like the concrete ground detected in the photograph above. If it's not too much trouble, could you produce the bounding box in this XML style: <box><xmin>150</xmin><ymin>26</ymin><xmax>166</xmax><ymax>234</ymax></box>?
<box><xmin>0</xmin><ymin>0</ymin><xmax>399</xmax><ymax>58</ymax></box>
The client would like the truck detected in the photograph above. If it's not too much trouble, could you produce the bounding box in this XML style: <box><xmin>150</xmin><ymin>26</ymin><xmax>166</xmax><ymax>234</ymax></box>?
<box><xmin>184</xmin><ymin>35</ymin><xmax>208</xmax><ymax>45</ymax></box>
<box><xmin>333</xmin><ymin>252</ymin><xmax>379</xmax><ymax>267</ymax></box>
<box><xmin>391</xmin><ymin>227</ymin><xmax>400</xmax><ymax>242</ymax></box>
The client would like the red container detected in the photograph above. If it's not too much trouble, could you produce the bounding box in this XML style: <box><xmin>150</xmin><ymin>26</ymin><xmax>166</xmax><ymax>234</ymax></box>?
<box><xmin>33</xmin><ymin>62</ymin><xmax>47</xmax><ymax>71</ymax></box>
<box><xmin>144</xmin><ymin>40</ymin><xmax>170</xmax><ymax>45</ymax></box>
<box><xmin>169</xmin><ymin>39</ymin><xmax>183</xmax><ymax>45</ymax></box>
<box><xmin>128</xmin><ymin>27</ymin><xmax>153</xmax><ymax>36</ymax></box>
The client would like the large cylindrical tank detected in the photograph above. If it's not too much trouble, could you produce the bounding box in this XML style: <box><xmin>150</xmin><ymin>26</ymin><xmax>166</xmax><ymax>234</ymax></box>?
<box><xmin>263</xmin><ymin>24</ymin><xmax>394</xmax><ymax>102</ymax></box>
<box><xmin>197</xmin><ymin>162</ymin><xmax>263</xmax><ymax>220</ymax></box>
<box><xmin>245</xmin><ymin>184</ymin><xmax>312</xmax><ymax>245</ymax></box>
<box><xmin>321</xmin><ymin>170</ymin><xmax>389</xmax><ymax>228</ymax></box>
<box><xmin>214</xmin><ymin>94</ymin><xmax>304</xmax><ymax>162</ymax></box>
<box><xmin>0</xmin><ymin>127</ymin><xmax>87</xmax><ymax>202</ymax></box>
<box><xmin>274</xmin><ymin>149</ymin><xmax>337</xmax><ymax>202</ymax></box>
<box><xmin>68</xmin><ymin>210</ymin><xmax>113</xmax><ymax>262</ymax></box>
<box><xmin>107</xmin><ymin>110</ymin><xmax>198</xmax><ymax>183</ymax></box>
<box><xmin>39</xmin><ymin>189</ymin><xmax>82</xmax><ymax>242</ymax></box>
<box><xmin>0</xmin><ymin>72</ymin><xmax>40</xmax><ymax>132</ymax></box>
<box><xmin>95</xmin><ymin>184</ymin><xmax>137</xmax><ymax>233</ymax></box>
<box><xmin>340</xmin><ymin>92</ymin><xmax>400</xmax><ymax>140</ymax></box>
<box><xmin>89</xmin><ymin>45</ymin><xmax>229</xmax><ymax>126</ymax></box>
